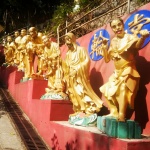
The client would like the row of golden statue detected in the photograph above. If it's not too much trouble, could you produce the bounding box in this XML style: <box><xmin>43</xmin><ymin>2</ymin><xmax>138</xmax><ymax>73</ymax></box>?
<box><xmin>3</xmin><ymin>18</ymin><xmax>149</xmax><ymax>126</ymax></box>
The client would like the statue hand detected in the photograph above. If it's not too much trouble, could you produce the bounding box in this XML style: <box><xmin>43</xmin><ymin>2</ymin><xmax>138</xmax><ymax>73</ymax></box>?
<box><xmin>139</xmin><ymin>29</ymin><xmax>149</xmax><ymax>39</ymax></box>
<box><xmin>102</xmin><ymin>38</ymin><xmax>109</xmax><ymax>45</ymax></box>
<box><xmin>100</xmin><ymin>38</ymin><xmax>109</xmax><ymax>55</ymax></box>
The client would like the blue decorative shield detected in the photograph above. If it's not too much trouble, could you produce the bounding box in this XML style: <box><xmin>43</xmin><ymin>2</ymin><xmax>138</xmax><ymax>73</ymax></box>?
<box><xmin>88</xmin><ymin>29</ymin><xmax>110</xmax><ymax>61</ymax></box>
<box><xmin>124</xmin><ymin>10</ymin><xmax>150</xmax><ymax>48</ymax></box>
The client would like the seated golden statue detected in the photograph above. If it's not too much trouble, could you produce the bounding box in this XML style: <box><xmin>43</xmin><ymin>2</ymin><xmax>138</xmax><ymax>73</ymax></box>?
<box><xmin>41</xmin><ymin>58</ymin><xmax>68</xmax><ymax>100</ymax></box>
<box><xmin>99</xmin><ymin>18</ymin><xmax>149</xmax><ymax>121</ymax></box>
<box><xmin>63</xmin><ymin>32</ymin><xmax>103</xmax><ymax>116</ymax></box>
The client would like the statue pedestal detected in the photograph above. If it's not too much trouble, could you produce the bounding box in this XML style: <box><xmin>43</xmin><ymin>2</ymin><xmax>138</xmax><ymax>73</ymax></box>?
<box><xmin>0</xmin><ymin>66</ymin><xmax>150</xmax><ymax>149</ymax></box>
<box><xmin>14</xmin><ymin>79</ymin><xmax>47</xmax><ymax>100</ymax></box>
<box><xmin>11</xmin><ymin>78</ymin><xmax>73</xmax><ymax>122</ymax></box>
<box><xmin>0</xmin><ymin>66</ymin><xmax>17</xmax><ymax>88</ymax></box>
<box><xmin>97</xmin><ymin>116</ymin><xmax>141</xmax><ymax>139</ymax></box>
<box><xmin>8</xmin><ymin>70</ymin><xmax>24</xmax><ymax>97</ymax></box>
<box><xmin>14</xmin><ymin>79</ymin><xmax>48</xmax><ymax>116</ymax></box>
<box><xmin>32</xmin><ymin>100</ymin><xmax>73</xmax><ymax>121</ymax></box>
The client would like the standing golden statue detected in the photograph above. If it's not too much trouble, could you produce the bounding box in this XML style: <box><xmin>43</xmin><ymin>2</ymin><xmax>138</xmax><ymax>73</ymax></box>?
<box><xmin>25</xmin><ymin>27</ymin><xmax>43</xmax><ymax>79</ymax></box>
<box><xmin>40</xmin><ymin>35</ymin><xmax>68</xmax><ymax>100</ymax></box>
<box><xmin>99</xmin><ymin>18</ymin><xmax>149</xmax><ymax>121</ymax></box>
<box><xmin>40</xmin><ymin>35</ymin><xmax>60</xmax><ymax>74</ymax></box>
<box><xmin>14</xmin><ymin>31</ymin><xmax>20</xmax><ymax>40</ymax></box>
<box><xmin>63</xmin><ymin>32</ymin><xmax>103</xmax><ymax>126</ymax></box>
<box><xmin>17</xmin><ymin>29</ymin><xmax>29</xmax><ymax>71</ymax></box>
<box><xmin>13</xmin><ymin>31</ymin><xmax>21</xmax><ymax>65</ymax></box>
<box><xmin>4</xmin><ymin>36</ymin><xmax>15</xmax><ymax>66</ymax></box>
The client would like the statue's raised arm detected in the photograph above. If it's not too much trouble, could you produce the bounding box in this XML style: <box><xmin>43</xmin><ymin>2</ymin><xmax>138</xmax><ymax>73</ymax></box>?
<box><xmin>99</xmin><ymin>18</ymin><xmax>149</xmax><ymax>121</ymax></box>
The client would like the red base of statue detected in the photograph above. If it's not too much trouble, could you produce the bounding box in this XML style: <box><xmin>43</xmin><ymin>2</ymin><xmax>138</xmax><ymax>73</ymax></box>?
<box><xmin>0</xmin><ymin>66</ymin><xmax>150</xmax><ymax>150</ymax></box>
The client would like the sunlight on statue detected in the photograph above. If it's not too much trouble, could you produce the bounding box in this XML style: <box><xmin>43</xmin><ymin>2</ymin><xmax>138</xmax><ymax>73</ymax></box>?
<box><xmin>3</xmin><ymin>36</ymin><xmax>16</xmax><ymax>66</ymax></box>
<box><xmin>13</xmin><ymin>31</ymin><xmax>21</xmax><ymax>65</ymax></box>
<box><xmin>25</xmin><ymin>27</ymin><xmax>43</xmax><ymax>80</ymax></box>
<box><xmin>99</xmin><ymin>18</ymin><xmax>149</xmax><ymax>121</ymax></box>
<box><xmin>17</xmin><ymin>29</ymin><xmax>29</xmax><ymax>71</ymax></box>
<box><xmin>40</xmin><ymin>35</ymin><xmax>68</xmax><ymax>100</ymax></box>
<box><xmin>63</xmin><ymin>32</ymin><xmax>103</xmax><ymax>126</ymax></box>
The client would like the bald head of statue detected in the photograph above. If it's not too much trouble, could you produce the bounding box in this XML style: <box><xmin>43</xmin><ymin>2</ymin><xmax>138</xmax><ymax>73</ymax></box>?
<box><xmin>28</xmin><ymin>27</ymin><xmax>38</xmax><ymax>39</ymax></box>
<box><xmin>65</xmin><ymin>32</ymin><xmax>76</xmax><ymax>43</ymax></box>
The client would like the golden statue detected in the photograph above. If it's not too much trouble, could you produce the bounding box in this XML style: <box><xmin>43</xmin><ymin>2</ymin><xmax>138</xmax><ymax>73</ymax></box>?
<box><xmin>40</xmin><ymin>35</ymin><xmax>68</xmax><ymax>100</ymax></box>
<box><xmin>13</xmin><ymin>31</ymin><xmax>21</xmax><ymax>65</ymax></box>
<box><xmin>63</xmin><ymin>32</ymin><xmax>103</xmax><ymax>116</ymax></box>
<box><xmin>17</xmin><ymin>29</ymin><xmax>29</xmax><ymax>71</ymax></box>
<box><xmin>25</xmin><ymin>27</ymin><xmax>43</xmax><ymax>79</ymax></box>
<box><xmin>42</xmin><ymin>58</ymin><xmax>68</xmax><ymax>100</ymax></box>
<box><xmin>14</xmin><ymin>31</ymin><xmax>20</xmax><ymax>39</ymax></box>
<box><xmin>99</xmin><ymin>18</ymin><xmax>149</xmax><ymax>121</ymax></box>
<box><xmin>4</xmin><ymin>36</ymin><xmax>15</xmax><ymax>66</ymax></box>
<box><xmin>41</xmin><ymin>35</ymin><xmax>60</xmax><ymax>72</ymax></box>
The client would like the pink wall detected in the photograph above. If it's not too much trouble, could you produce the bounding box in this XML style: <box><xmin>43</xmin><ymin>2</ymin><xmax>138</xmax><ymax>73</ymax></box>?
<box><xmin>61</xmin><ymin>3</ymin><xmax>150</xmax><ymax>135</ymax></box>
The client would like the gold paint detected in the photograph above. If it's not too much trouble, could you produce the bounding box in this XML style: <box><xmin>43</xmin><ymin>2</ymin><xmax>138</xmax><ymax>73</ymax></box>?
<box><xmin>100</xmin><ymin>18</ymin><xmax>149</xmax><ymax>121</ymax></box>
<box><xmin>63</xmin><ymin>32</ymin><xmax>103</xmax><ymax>115</ymax></box>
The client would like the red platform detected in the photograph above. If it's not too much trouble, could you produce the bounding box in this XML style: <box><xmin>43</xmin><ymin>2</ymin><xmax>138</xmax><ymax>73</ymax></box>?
<box><xmin>0</xmin><ymin>67</ymin><xmax>149</xmax><ymax>150</ymax></box>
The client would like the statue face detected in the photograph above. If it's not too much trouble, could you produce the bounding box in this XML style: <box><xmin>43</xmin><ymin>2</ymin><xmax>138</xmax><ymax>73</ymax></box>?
<box><xmin>65</xmin><ymin>36</ymin><xmax>74</xmax><ymax>49</ymax></box>
<box><xmin>21</xmin><ymin>29</ymin><xmax>26</xmax><ymax>36</ymax></box>
<box><xmin>7</xmin><ymin>36</ymin><xmax>12</xmax><ymax>42</ymax></box>
<box><xmin>42</xmin><ymin>36</ymin><xmax>50</xmax><ymax>46</ymax></box>
<box><xmin>110</xmin><ymin>19</ymin><xmax>125</xmax><ymax>38</ymax></box>
<box><xmin>14</xmin><ymin>31</ymin><xmax>19</xmax><ymax>37</ymax></box>
<box><xmin>29</xmin><ymin>28</ymin><xmax>37</xmax><ymax>39</ymax></box>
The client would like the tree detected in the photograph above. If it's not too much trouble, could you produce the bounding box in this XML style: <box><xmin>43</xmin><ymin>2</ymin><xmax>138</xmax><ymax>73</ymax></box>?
<box><xmin>0</xmin><ymin>0</ymin><xmax>62</xmax><ymax>34</ymax></box>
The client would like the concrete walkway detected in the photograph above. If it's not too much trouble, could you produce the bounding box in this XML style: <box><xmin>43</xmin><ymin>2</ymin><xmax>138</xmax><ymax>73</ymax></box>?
<box><xmin>0</xmin><ymin>95</ymin><xmax>27</xmax><ymax>150</ymax></box>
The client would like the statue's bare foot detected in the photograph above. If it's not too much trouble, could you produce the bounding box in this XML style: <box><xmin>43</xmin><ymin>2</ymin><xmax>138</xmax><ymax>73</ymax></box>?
<box><xmin>118</xmin><ymin>117</ymin><xmax>126</xmax><ymax>122</ymax></box>
<box><xmin>118</xmin><ymin>113</ymin><xmax>126</xmax><ymax>122</ymax></box>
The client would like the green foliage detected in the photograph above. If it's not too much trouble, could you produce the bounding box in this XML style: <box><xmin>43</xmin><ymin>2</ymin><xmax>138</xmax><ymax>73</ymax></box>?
<box><xmin>80</xmin><ymin>0</ymin><xmax>91</xmax><ymax>7</ymax></box>
<box><xmin>50</xmin><ymin>2</ymin><xmax>74</xmax><ymax>34</ymax></box>
<box><xmin>0</xmin><ymin>0</ymin><xmax>60</xmax><ymax>34</ymax></box>
<box><xmin>46</xmin><ymin>0</ymin><xmax>88</xmax><ymax>34</ymax></box>
<box><xmin>0</xmin><ymin>0</ymin><xmax>101</xmax><ymax>35</ymax></box>
<box><xmin>46</xmin><ymin>0</ymin><xmax>102</xmax><ymax>35</ymax></box>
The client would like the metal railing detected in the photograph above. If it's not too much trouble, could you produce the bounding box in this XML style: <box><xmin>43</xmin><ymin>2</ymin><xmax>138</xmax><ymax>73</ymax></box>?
<box><xmin>54</xmin><ymin>0</ymin><xmax>149</xmax><ymax>45</ymax></box>
<box><xmin>0</xmin><ymin>0</ymin><xmax>149</xmax><ymax>45</ymax></box>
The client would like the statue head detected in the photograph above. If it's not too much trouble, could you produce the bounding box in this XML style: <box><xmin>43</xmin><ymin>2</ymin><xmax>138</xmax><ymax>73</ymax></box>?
<box><xmin>65</xmin><ymin>32</ymin><xmax>76</xmax><ymax>50</ymax></box>
<box><xmin>42</xmin><ymin>35</ymin><xmax>51</xmax><ymax>47</ymax></box>
<box><xmin>110</xmin><ymin>18</ymin><xmax>125</xmax><ymax>38</ymax></box>
<box><xmin>65</xmin><ymin>32</ymin><xmax>76</xmax><ymax>42</ymax></box>
<box><xmin>6</xmin><ymin>36</ymin><xmax>12</xmax><ymax>43</ymax></box>
<box><xmin>21</xmin><ymin>29</ymin><xmax>27</xmax><ymax>37</ymax></box>
<box><xmin>28</xmin><ymin>27</ymin><xmax>38</xmax><ymax>39</ymax></box>
<box><xmin>14</xmin><ymin>31</ymin><xmax>20</xmax><ymax>37</ymax></box>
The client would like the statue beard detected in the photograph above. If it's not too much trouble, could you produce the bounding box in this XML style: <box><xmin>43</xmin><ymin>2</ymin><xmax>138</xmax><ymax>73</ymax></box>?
<box><xmin>66</xmin><ymin>43</ymin><xmax>74</xmax><ymax>49</ymax></box>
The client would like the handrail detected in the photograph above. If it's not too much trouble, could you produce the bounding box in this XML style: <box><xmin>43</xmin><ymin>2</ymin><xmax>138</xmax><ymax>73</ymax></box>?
<box><xmin>1</xmin><ymin>0</ymin><xmax>149</xmax><ymax>45</ymax></box>
<box><xmin>59</xmin><ymin>1</ymin><xmax>128</xmax><ymax>40</ymax></box>
<box><xmin>59</xmin><ymin>0</ymin><xmax>108</xmax><ymax>33</ymax></box>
